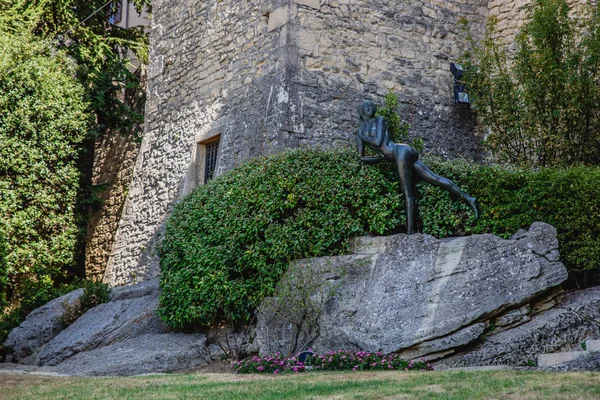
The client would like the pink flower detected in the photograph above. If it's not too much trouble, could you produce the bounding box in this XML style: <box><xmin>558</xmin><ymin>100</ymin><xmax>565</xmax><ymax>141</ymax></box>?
<box><xmin>257</xmin><ymin>366</ymin><xmax>264</xmax><ymax>371</ymax></box>
<box><xmin>274</xmin><ymin>369</ymin><xmax>279</xmax><ymax>374</ymax></box>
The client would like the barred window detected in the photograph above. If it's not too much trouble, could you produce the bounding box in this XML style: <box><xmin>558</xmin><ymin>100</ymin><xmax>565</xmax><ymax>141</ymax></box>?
<box><xmin>195</xmin><ymin>135</ymin><xmax>221</xmax><ymax>186</ymax></box>
<box><xmin>204</xmin><ymin>138</ymin><xmax>219</xmax><ymax>182</ymax></box>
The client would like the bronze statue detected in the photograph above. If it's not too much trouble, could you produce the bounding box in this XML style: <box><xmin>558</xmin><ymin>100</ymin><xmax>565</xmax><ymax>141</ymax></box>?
<box><xmin>356</xmin><ymin>100</ymin><xmax>478</xmax><ymax>234</ymax></box>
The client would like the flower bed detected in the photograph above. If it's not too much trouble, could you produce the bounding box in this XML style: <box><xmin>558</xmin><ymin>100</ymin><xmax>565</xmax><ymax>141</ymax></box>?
<box><xmin>232</xmin><ymin>350</ymin><xmax>433</xmax><ymax>374</ymax></box>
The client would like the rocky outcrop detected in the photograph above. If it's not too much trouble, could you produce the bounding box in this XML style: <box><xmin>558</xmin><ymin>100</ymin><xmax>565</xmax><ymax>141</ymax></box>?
<box><xmin>434</xmin><ymin>286</ymin><xmax>600</xmax><ymax>369</ymax></box>
<box><xmin>30</xmin><ymin>279</ymin><xmax>169</xmax><ymax>366</ymax></box>
<box><xmin>256</xmin><ymin>222</ymin><xmax>569</xmax><ymax>359</ymax></box>
<box><xmin>54</xmin><ymin>333</ymin><xmax>210</xmax><ymax>376</ymax></box>
<box><xmin>4</xmin><ymin>279</ymin><xmax>212</xmax><ymax>375</ymax></box>
<box><xmin>5</xmin><ymin>288</ymin><xmax>84</xmax><ymax>362</ymax></box>
<box><xmin>6</xmin><ymin>222</ymin><xmax>598</xmax><ymax>374</ymax></box>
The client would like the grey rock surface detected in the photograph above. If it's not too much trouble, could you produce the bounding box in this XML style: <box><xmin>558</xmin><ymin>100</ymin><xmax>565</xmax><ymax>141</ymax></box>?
<box><xmin>257</xmin><ymin>223</ymin><xmax>568</xmax><ymax>357</ymax></box>
<box><xmin>55</xmin><ymin>333</ymin><xmax>210</xmax><ymax>376</ymax></box>
<box><xmin>435</xmin><ymin>286</ymin><xmax>600</xmax><ymax>369</ymax></box>
<box><xmin>34</xmin><ymin>278</ymin><xmax>170</xmax><ymax>366</ymax></box>
<box><xmin>542</xmin><ymin>351</ymin><xmax>600</xmax><ymax>371</ymax></box>
<box><xmin>5</xmin><ymin>288</ymin><xmax>84</xmax><ymax>362</ymax></box>
<box><xmin>399</xmin><ymin>323</ymin><xmax>486</xmax><ymax>360</ymax></box>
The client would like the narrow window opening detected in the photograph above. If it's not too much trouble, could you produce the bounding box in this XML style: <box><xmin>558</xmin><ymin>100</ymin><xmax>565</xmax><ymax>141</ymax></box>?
<box><xmin>195</xmin><ymin>134</ymin><xmax>221</xmax><ymax>186</ymax></box>
<box><xmin>204</xmin><ymin>138</ymin><xmax>220</xmax><ymax>182</ymax></box>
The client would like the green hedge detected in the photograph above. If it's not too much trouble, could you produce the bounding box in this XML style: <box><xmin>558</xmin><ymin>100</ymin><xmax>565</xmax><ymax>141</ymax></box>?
<box><xmin>159</xmin><ymin>148</ymin><xmax>600</xmax><ymax>329</ymax></box>
<box><xmin>425</xmin><ymin>159</ymin><xmax>600</xmax><ymax>273</ymax></box>
<box><xmin>158</xmin><ymin>148</ymin><xmax>404</xmax><ymax>328</ymax></box>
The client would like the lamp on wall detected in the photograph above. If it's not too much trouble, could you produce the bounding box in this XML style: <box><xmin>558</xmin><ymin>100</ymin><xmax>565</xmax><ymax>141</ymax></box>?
<box><xmin>450</xmin><ymin>62</ymin><xmax>470</xmax><ymax>105</ymax></box>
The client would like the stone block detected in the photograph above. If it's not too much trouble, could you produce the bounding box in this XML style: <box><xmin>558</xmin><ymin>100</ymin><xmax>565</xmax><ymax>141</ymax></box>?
<box><xmin>538</xmin><ymin>351</ymin><xmax>588</xmax><ymax>368</ymax></box>
<box><xmin>268</xmin><ymin>6</ymin><xmax>290</xmax><ymax>32</ymax></box>
<box><xmin>586</xmin><ymin>340</ymin><xmax>600</xmax><ymax>352</ymax></box>
<box><xmin>257</xmin><ymin>223</ymin><xmax>567</xmax><ymax>357</ymax></box>
<box><xmin>4</xmin><ymin>289</ymin><xmax>84</xmax><ymax>362</ymax></box>
<box><xmin>296</xmin><ymin>0</ymin><xmax>321</xmax><ymax>9</ymax></box>
<box><xmin>435</xmin><ymin>286</ymin><xmax>600</xmax><ymax>369</ymax></box>
<box><xmin>55</xmin><ymin>333</ymin><xmax>210</xmax><ymax>376</ymax></box>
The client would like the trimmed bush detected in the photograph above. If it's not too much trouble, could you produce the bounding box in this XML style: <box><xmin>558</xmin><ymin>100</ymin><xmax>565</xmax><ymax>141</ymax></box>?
<box><xmin>159</xmin><ymin>148</ymin><xmax>600</xmax><ymax>329</ymax></box>
<box><xmin>421</xmin><ymin>159</ymin><xmax>600</xmax><ymax>273</ymax></box>
<box><xmin>158</xmin><ymin>148</ymin><xmax>404</xmax><ymax>329</ymax></box>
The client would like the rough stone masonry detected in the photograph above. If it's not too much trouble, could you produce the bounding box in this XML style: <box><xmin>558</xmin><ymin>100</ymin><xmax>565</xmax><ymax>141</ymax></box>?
<box><xmin>101</xmin><ymin>0</ymin><xmax>551</xmax><ymax>285</ymax></box>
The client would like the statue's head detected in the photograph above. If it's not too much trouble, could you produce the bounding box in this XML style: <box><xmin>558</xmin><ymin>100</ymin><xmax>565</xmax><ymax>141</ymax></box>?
<box><xmin>358</xmin><ymin>100</ymin><xmax>377</xmax><ymax>119</ymax></box>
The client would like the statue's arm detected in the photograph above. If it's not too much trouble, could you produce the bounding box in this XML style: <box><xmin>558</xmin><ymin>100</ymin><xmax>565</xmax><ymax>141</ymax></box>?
<box><xmin>374</xmin><ymin>116</ymin><xmax>387</xmax><ymax>147</ymax></box>
<box><xmin>357</xmin><ymin>131</ymin><xmax>383</xmax><ymax>164</ymax></box>
<box><xmin>356</xmin><ymin>132</ymin><xmax>365</xmax><ymax>158</ymax></box>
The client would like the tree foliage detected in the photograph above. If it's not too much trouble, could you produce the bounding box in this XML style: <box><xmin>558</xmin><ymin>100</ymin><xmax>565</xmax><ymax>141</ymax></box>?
<box><xmin>461</xmin><ymin>0</ymin><xmax>600</xmax><ymax>167</ymax></box>
<box><xmin>0</xmin><ymin>0</ymin><xmax>150</xmax><ymax>137</ymax></box>
<box><xmin>0</xmin><ymin>0</ymin><xmax>150</xmax><ymax>341</ymax></box>
<box><xmin>0</xmin><ymin>30</ymin><xmax>89</xmax><ymax>310</ymax></box>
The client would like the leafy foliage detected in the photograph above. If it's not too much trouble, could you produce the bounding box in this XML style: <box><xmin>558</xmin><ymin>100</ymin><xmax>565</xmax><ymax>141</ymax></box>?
<box><xmin>158</xmin><ymin>148</ymin><xmax>405</xmax><ymax>329</ymax></box>
<box><xmin>375</xmin><ymin>91</ymin><xmax>424</xmax><ymax>152</ymax></box>
<box><xmin>0</xmin><ymin>233</ymin><xmax>7</xmax><ymax>310</ymax></box>
<box><xmin>419</xmin><ymin>158</ymin><xmax>600</xmax><ymax>274</ymax></box>
<box><xmin>461</xmin><ymin>0</ymin><xmax>600</xmax><ymax>167</ymax></box>
<box><xmin>61</xmin><ymin>280</ymin><xmax>111</xmax><ymax>327</ymax></box>
<box><xmin>159</xmin><ymin>148</ymin><xmax>600</xmax><ymax>329</ymax></box>
<box><xmin>0</xmin><ymin>30</ymin><xmax>89</xmax><ymax>313</ymax></box>
<box><xmin>0</xmin><ymin>0</ymin><xmax>150</xmax><ymax>137</ymax></box>
<box><xmin>0</xmin><ymin>0</ymin><xmax>150</xmax><ymax>341</ymax></box>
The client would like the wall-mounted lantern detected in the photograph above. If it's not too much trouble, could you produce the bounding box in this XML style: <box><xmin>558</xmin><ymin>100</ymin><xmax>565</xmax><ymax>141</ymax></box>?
<box><xmin>450</xmin><ymin>62</ymin><xmax>470</xmax><ymax>105</ymax></box>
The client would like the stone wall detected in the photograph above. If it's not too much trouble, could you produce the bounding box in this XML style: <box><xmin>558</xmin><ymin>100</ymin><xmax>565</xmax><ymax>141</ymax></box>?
<box><xmin>85</xmin><ymin>131</ymin><xmax>141</xmax><ymax>280</ymax></box>
<box><xmin>104</xmin><ymin>0</ymin><xmax>492</xmax><ymax>285</ymax></box>
<box><xmin>104</xmin><ymin>0</ymin><xmax>292</xmax><ymax>284</ymax></box>
<box><xmin>291</xmin><ymin>0</ymin><xmax>489</xmax><ymax>158</ymax></box>
<box><xmin>488</xmin><ymin>0</ymin><xmax>592</xmax><ymax>43</ymax></box>
<box><xmin>104</xmin><ymin>0</ymin><xmax>596</xmax><ymax>285</ymax></box>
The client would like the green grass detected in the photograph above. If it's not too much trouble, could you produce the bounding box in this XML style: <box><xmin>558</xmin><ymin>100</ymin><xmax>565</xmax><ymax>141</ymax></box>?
<box><xmin>4</xmin><ymin>370</ymin><xmax>600</xmax><ymax>399</ymax></box>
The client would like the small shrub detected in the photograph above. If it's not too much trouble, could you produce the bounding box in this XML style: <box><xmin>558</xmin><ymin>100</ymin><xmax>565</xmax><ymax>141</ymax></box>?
<box><xmin>232</xmin><ymin>350</ymin><xmax>433</xmax><ymax>374</ymax></box>
<box><xmin>258</xmin><ymin>260</ymin><xmax>346</xmax><ymax>356</ymax></box>
<box><xmin>60</xmin><ymin>280</ymin><xmax>110</xmax><ymax>327</ymax></box>
<box><xmin>375</xmin><ymin>91</ymin><xmax>424</xmax><ymax>151</ymax></box>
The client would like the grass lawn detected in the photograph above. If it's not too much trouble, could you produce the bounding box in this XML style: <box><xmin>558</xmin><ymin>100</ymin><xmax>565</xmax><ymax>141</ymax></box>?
<box><xmin>3</xmin><ymin>370</ymin><xmax>600</xmax><ymax>399</ymax></box>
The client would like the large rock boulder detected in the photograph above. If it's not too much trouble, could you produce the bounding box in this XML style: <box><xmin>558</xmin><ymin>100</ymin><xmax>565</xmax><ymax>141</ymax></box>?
<box><xmin>55</xmin><ymin>333</ymin><xmax>211</xmax><ymax>376</ymax></box>
<box><xmin>434</xmin><ymin>286</ymin><xmax>600</xmax><ymax>369</ymax></box>
<box><xmin>4</xmin><ymin>278</ymin><xmax>213</xmax><ymax>375</ymax></box>
<box><xmin>32</xmin><ymin>278</ymin><xmax>170</xmax><ymax>366</ymax></box>
<box><xmin>5</xmin><ymin>288</ymin><xmax>84</xmax><ymax>362</ymax></box>
<box><xmin>256</xmin><ymin>222</ymin><xmax>568</xmax><ymax>358</ymax></box>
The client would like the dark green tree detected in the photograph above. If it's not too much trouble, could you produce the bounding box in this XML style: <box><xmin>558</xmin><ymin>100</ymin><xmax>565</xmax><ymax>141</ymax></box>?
<box><xmin>461</xmin><ymin>0</ymin><xmax>600</xmax><ymax>167</ymax></box>
<box><xmin>0</xmin><ymin>29</ymin><xmax>88</xmax><ymax>311</ymax></box>
<box><xmin>0</xmin><ymin>0</ymin><xmax>150</xmax><ymax>341</ymax></box>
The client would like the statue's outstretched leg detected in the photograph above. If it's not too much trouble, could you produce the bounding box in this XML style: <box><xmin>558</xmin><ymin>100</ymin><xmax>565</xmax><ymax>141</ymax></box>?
<box><xmin>395</xmin><ymin>147</ymin><xmax>418</xmax><ymax>234</ymax></box>
<box><xmin>413</xmin><ymin>161</ymin><xmax>479</xmax><ymax>218</ymax></box>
